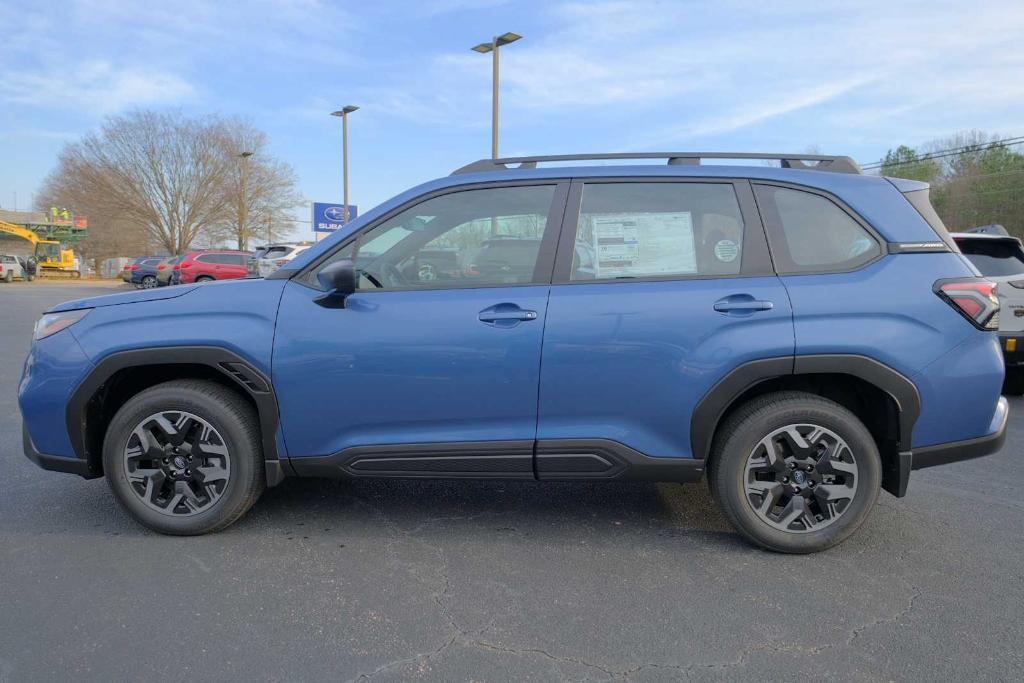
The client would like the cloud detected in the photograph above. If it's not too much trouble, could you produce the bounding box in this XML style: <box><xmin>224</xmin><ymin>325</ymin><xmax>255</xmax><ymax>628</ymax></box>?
<box><xmin>0</xmin><ymin>60</ymin><xmax>195</xmax><ymax>114</ymax></box>
<box><xmin>646</xmin><ymin>75</ymin><xmax>878</xmax><ymax>145</ymax></box>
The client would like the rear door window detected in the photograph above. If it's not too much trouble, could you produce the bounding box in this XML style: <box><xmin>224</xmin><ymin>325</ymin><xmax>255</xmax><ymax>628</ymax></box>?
<box><xmin>754</xmin><ymin>185</ymin><xmax>880</xmax><ymax>273</ymax></box>
<box><xmin>263</xmin><ymin>247</ymin><xmax>292</xmax><ymax>260</ymax></box>
<box><xmin>567</xmin><ymin>182</ymin><xmax>746</xmax><ymax>281</ymax></box>
<box><xmin>957</xmin><ymin>239</ymin><xmax>1024</xmax><ymax>277</ymax></box>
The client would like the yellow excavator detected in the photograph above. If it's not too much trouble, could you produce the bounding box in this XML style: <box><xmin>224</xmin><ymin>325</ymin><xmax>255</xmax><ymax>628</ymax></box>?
<box><xmin>0</xmin><ymin>220</ymin><xmax>82</xmax><ymax>278</ymax></box>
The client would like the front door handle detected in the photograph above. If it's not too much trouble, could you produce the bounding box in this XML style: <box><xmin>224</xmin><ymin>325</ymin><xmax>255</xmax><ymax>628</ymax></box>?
<box><xmin>478</xmin><ymin>303</ymin><xmax>538</xmax><ymax>327</ymax></box>
<box><xmin>713</xmin><ymin>295</ymin><xmax>774</xmax><ymax>313</ymax></box>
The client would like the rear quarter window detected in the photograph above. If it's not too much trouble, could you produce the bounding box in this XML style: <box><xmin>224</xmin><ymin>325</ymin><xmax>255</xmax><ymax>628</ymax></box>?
<box><xmin>754</xmin><ymin>184</ymin><xmax>881</xmax><ymax>274</ymax></box>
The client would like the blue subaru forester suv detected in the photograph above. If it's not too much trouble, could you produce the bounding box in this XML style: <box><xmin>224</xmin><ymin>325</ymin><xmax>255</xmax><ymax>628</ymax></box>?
<box><xmin>19</xmin><ymin>153</ymin><xmax>1008</xmax><ymax>553</ymax></box>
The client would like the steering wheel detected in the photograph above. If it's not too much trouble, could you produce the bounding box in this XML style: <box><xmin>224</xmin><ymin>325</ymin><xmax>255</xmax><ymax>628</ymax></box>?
<box><xmin>361</xmin><ymin>262</ymin><xmax>406</xmax><ymax>289</ymax></box>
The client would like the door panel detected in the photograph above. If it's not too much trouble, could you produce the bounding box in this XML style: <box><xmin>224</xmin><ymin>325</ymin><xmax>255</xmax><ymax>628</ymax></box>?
<box><xmin>274</xmin><ymin>283</ymin><xmax>552</xmax><ymax>458</ymax></box>
<box><xmin>538</xmin><ymin>278</ymin><xmax>793</xmax><ymax>459</ymax></box>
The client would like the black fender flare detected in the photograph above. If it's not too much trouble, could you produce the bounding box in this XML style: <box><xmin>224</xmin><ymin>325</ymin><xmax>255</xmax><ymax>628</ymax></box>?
<box><xmin>66</xmin><ymin>346</ymin><xmax>285</xmax><ymax>486</ymax></box>
<box><xmin>690</xmin><ymin>354</ymin><xmax>921</xmax><ymax>462</ymax></box>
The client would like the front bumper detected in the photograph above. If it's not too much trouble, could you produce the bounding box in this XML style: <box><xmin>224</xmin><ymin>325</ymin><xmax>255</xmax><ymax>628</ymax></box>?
<box><xmin>22</xmin><ymin>423</ymin><xmax>98</xmax><ymax>478</ymax></box>
<box><xmin>999</xmin><ymin>333</ymin><xmax>1024</xmax><ymax>366</ymax></box>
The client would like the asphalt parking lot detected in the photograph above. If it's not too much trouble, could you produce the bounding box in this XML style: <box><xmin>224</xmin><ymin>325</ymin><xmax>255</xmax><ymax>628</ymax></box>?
<box><xmin>1</xmin><ymin>282</ymin><xmax>1022</xmax><ymax>681</ymax></box>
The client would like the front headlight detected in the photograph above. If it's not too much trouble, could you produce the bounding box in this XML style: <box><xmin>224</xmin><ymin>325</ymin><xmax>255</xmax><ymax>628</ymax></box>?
<box><xmin>34</xmin><ymin>309</ymin><xmax>91</xmax><ymax>340</ymax></box>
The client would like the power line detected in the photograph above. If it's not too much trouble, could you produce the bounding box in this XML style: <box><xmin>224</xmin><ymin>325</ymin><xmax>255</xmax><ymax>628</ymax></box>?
<box><xmin>861</xmin><ymin>135</ymin><xmax>1024</xmax><ymax>170</ymax></box>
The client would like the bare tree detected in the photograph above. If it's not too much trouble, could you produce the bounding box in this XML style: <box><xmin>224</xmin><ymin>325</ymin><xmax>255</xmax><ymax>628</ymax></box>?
<box><xmin>42</xmin><ymin>110</ymin><xmax>237</xmax><ymax>255</ymax></box>
<box><xmin>210</xmin><ymin>119</ymin><xmax>304</xmax><ymax>250</ymax></box>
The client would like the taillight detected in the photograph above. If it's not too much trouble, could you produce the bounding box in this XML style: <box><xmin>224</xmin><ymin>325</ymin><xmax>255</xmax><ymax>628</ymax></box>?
<box><xmin>181</xmin><ymin>261</ymin><xmax>193</xmax><ymax>269</ymax></box>
<box><xmin>936</xmin><ymin>279</ymin><xmax>999</xmax><ymax>330</ymax></box>
<box><xmin>127</xmin><ymin>264</ymin><xmax>138</xmax><ymax>271</ymax></box>
<box><xmin>172</xmin><ymin>264</ymin><xmax>181</xmax><ymax>271</ymax></box>
<box><xmin>158</xmin><ymin>264</ymin><xmax>165</xmax><ymax>270</ymax></box>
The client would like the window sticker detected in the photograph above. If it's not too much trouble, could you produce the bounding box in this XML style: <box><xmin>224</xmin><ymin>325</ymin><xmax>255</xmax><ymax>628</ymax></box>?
<box><xmin>714</xmin><ymin>239</ymin><xmax>739</xmax><ymax>263</ymax></box>
<box><xmin>590</xmin><ymin>212</ymin><xmax>696</xmax><ymax>278</ymax></box>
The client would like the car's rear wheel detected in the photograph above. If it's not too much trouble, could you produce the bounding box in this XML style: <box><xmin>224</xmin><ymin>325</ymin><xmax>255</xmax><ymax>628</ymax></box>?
<box><xmin>3</xmin><ymin>270</ymin><xmax>11</xmax><ymax>283</ymax></box>
<box><xmin>195</xmin><ymin>275</ymin><xmax>214</xmax><ymax>282</ymax></box>
<box><xmin>103</xmin><ymin>380</ymin><xmax>264</xmax><ymax>535</ymax></box>
<box><xmin>709</xmin><ymin>391</ymin><xmax>881</xmax><ymax>553</ymax></box>
<box><xmin>140</xmin><ymin>275</ymin><xmax>157</xmax><ymax>288</ymax></box>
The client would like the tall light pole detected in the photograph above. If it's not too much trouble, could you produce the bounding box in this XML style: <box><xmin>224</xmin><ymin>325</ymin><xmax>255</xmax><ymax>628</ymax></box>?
<box><xmin>330</xmin><ymin>105</ymin><xmax>359</xmax><ymax>226</ymax></box>
<box><xmin>237</xmin><ymin>151</ymin><xmax>254</xmax><ymax>249</ymax></box>
<box><xmin>472</xmin><ymin>32</ymin><xmax>521</xmax><ymax>159</ymax></box>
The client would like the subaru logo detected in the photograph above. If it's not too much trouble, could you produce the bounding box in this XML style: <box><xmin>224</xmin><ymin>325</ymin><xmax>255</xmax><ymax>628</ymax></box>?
<box><xmin>324</xmin><ymin>206</ymin><xmax>347</xmax><ymax>221</ymax></box>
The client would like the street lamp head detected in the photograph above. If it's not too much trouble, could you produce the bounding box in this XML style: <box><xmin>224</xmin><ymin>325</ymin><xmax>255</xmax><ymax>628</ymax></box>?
<box><xmin>471</xmin><ymin>42</ymin><xmax>493</xmax><ymax>53</ymax></box>
<box><xmin>495</xmin><ymin>32</ymin><xmax>521</xmax><ymax>46</ymax></box>
<box><xmin>331</xmin><ymin>105</ymin><xmax>359</xmax><ymax>117</ymax></box>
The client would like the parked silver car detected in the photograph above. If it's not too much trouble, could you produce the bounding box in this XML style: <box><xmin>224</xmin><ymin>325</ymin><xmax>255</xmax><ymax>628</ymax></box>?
<box><xmin>0</xmin><ymin>254</ymin><xmax>27</xmax><ymax>282</ymax></box>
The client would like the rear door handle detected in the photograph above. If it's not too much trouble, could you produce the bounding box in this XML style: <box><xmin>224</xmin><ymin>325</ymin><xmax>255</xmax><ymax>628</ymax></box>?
<box><xmin>713</xmin><ymin>297</ymin><xmax>774</xmax><ymax>313</ymax></box>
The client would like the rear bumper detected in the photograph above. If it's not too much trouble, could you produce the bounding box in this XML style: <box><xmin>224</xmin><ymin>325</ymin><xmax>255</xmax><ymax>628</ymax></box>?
<box><xmin>22</xmin><ymin>423</ymin><xmax>98</xmax><ymax>478</ymax></box>
<box><xmin>912</xmin><ymin>395</ymin><xmax>1009</xmax><ymax>469</ymax></box>
<box><xmin>999</xmin><ymin>333</ymin><xmax>1024</xmax><ymax>366</ymax></box>
<box><xmin>889</xmin><ymin>396</ymin><xmax>1008</xmax><ymax>496</ymax></box>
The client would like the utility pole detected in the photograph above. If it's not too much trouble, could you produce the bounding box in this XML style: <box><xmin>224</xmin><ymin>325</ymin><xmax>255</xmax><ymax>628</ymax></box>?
<box><xmin>471</xmin><ymin>32</ymin><xmax>521</xmax><ymax>159</ymax></box>
<box><xmin>237</xmin><ymin>151</ymin><xmax>254</xmax><ymax>250</ymax></box>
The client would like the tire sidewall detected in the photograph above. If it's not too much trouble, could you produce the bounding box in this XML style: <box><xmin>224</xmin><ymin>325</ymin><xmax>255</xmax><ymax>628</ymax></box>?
<box><xmin>715</xmin><ymin>399</ymin><xmax>881</xmax><ymax>553</ymax></box>
<box><xmin>103</xmin><ymin>384</ymin><xmax>259</xmax><ymax>535</ymax></box>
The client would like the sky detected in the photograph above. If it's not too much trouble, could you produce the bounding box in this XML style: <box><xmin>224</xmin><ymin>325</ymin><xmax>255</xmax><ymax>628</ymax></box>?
<box><xmin>1</xmin><ymin>0</ymin><xmax>1022</xmax><ymax>240</ymax></box>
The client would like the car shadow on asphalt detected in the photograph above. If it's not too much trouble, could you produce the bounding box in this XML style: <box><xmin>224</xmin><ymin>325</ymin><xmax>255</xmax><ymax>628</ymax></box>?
<box><xmin>243</xmin><ymin>476</ymin><xmax>747</xmax><ymax>549</ymax></box>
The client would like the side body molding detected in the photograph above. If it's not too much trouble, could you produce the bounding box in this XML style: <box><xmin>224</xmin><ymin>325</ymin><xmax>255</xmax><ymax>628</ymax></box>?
<box><xmin>66</xmin><ymin>346</ymin><xmax>285</xmax><ymax>486</ymax></box>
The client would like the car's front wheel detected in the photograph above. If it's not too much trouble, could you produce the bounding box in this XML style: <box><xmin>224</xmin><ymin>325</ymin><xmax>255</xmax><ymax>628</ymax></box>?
<box><xmin>709</xmin><ymin>391</ymin><xmax>881</xmax><ymax>553</ymax></box>
<box><xmin>103</xmin><ymin>380</ymin><xmax>265</xmax><ymax>535</ymax></box>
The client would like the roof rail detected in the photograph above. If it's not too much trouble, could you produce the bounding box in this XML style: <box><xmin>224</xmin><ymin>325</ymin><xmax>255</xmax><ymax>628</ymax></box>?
<box><xmin>452</xmin><ymin>152</ymin><xmax>863</xmax><ymax>176</ymax></box>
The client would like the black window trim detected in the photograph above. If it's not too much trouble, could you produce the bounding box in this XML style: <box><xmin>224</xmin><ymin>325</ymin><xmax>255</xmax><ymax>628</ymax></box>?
<box><xmin>752</xmin><ymin>180</ymin><xmax>885</xmax><ymax>276</ymax></box>
<box><xmin>294</xmin><ymin>179</ymin><xmax>571</xmax><ymax>292</ymax></box>
<box><xmin>551</xmin><ymin>177</ymin><xmax>775</xmax><ymax>286</ymax></box>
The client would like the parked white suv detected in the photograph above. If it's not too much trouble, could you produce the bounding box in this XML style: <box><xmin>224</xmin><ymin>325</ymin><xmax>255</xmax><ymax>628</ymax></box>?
<box><xmin>0</xmin><ymin>254</ymin><xmax>26</xmax><ymax>283</ymax></box>
<box><xmin>252</xmin><ymin>243</ymin><xmax>313</xmax><ymax>278</ymax></box>
<box><xmin>953</xmin><ymin>232</ymin><xmax>1024</xmax><ymax>393</ymax></box>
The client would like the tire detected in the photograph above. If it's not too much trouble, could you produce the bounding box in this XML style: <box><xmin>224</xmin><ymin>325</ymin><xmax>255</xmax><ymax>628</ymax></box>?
<box><xmin>103</xmin><ymin>380</ymin><xmax>265</xmax><ymax>535</ymax></box>
<box><xmin>709</xmin><ymin>391</ymin><xmax>882</xmax><ymax>554</ymax></box>
<box><xmin>195</xmin><ymin>275</ymin><xmax>214</xmax><ymax>283</ymax></box>
<box><xmin>1002</xmin><ymin>367</ymin><xmax>1024</xmax><ymax>396</ymax></box>
<box><xmin>141</xmin><ymin>275</ymin><xmax>157</xmax><ymax>288</ymax></box>
<box><xmin>3</xmin><ymin>270</ymin><xmax>11</xmax><ymax>283</ymax></box>
<box><xmin>27</xmin><ymin>274</ymin><xmax>34</xmax><ymax>281</ymax></box>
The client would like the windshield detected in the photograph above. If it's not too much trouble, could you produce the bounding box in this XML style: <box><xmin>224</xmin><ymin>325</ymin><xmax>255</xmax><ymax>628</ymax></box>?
<box><xmin>35</xmin><ymin>243</ymin><xmax>61</xmax><ymax>263</ymax></box>
<box><xmin>957</xmin><ymin>239</ymin><xmax>1024</xmax><ymax>277</ymax></box>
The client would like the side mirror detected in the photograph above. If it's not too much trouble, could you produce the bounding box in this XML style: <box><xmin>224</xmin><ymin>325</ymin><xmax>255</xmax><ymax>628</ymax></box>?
<box><xmin>315</xmin><ymin>259</ymin><xmax>357</xmax><ymax>308</ymax></box>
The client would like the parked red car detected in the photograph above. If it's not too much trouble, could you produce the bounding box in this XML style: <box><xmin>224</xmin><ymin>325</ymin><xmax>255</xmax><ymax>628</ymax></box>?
<box><xmin>177</xmin><ymin>250</ymin><xmax>253</xmax><ymax>284</ymax></box>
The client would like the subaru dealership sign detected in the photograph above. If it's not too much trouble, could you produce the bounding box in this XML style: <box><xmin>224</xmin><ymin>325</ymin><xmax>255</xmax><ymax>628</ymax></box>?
<box><xmin>312</xmin><ymin>202</ymin><xmax>358</xmax><ymax>233</ymax></box>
